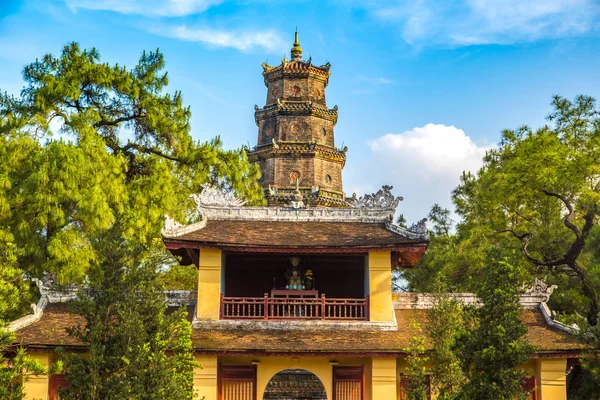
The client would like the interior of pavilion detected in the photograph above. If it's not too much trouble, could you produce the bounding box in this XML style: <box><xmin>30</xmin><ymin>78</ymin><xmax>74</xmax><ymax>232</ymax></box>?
<box><xmin>222</xmin><ymin>253</ymin><xmax>367</xmax><ymax>299</ymax></box>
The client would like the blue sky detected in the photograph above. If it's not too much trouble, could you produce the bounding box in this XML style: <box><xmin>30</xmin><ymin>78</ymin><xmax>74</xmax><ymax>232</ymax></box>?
<box><xmin>1</xmin><ymin>0</ymin><xmax>599</xmax><ymax>223</ymax></box>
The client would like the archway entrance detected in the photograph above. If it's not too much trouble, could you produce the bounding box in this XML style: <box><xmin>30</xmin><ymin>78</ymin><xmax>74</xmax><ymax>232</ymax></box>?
<box><xmin>263</xmin><ymin>369</ymin><xmax>327</xmax><ymax>400</ymax></box>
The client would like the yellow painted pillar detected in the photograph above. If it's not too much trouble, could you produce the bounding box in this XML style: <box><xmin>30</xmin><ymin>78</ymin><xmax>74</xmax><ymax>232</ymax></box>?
<box><xmin>368</xmin><ymin>251</ymin><xmax>394</xmax><ymax>322</ymax></box>
<box><xmin>371</xmin><ymin>357</ymin><xmax>397</xmax><ymax>400</ymax></box>
<box><xmin>23</xmin><ymin>353</ymin><xmax>51</xmax><ymax>400</ymax></box>
<box><xmin>536</xmin><ymin>358</ymin><xmax>567</xmax><ymax>400</ymax></box>
<box><xmin>197</xmin><ymin>249</ymin><xmax>222</xmax><ymax>320</ymax></box>
<box><xmin>194</xmin><ymin>355</ymin><xmax>218</xmax><ymax>400</ymax></box>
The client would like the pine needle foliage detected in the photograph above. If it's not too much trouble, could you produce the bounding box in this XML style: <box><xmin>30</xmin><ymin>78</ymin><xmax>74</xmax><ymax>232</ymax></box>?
<box><xmin>428</xmin><ymin>295</ymin><xmax>465</xmax><ymax>399</ymax></box>
<box><xmin>454</xmin><ymin>257</ymin><xmax>534</xmax><ymax>400</ymax></box>
<box><xmin>59</xmin><ymin>226</ymin><xmax>198</xmax><ymax>400</ymax></box>
<box><xmin>0</xmin><ymin>42</ymin><xmax>263</xmax><ymax>293</ymax></box>
<box><xmin>403</xmin><ymin>323</ymin><xmax>430</xmax><ymax>400</ymax></box>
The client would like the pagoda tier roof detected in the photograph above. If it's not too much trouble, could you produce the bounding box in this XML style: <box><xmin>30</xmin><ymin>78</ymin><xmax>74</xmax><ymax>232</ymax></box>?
<box><xmin>12</xmin><ymin>303</ymin><xmax>584</xmax><ymax>357</ymax></box>
<box><xmin>247</xmin><ymin>142</ymin><xmax>346</xmax><ymax>165</ymax></box>
<box><xmin>262</xmin><ymin>59</ymin><xmax>331</xmax><ymax>83</ymax></box>
<box><xmin>254</xmin><ymin>101</ymin><xmax>338</xmax><ymax>123</ymax></box>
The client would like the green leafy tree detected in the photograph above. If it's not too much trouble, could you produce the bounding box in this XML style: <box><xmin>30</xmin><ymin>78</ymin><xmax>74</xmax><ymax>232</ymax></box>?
<box><xmin>0</xmin><ymin>42</ymin><xmax>263</xmax><ymax>294</ymax></box>
<box><xmin>60</xmin><ymin>226</ymin><xmax>198</xmax><ymax>400</ymax></box>
<box><xmin>429</xmin><ymin>295</ymin><xmax>465</xmax><ymax>399</ymax></box>
<box><xmin>452</xmin><ymin>95</ymin><xmax>600</xmax><ymax>325</ymax></box>
<box><xmin>454</xmin><ymin>257</ymin><xmax>534</xmax><ymax>400</ymax></box>
<box><xmin>402</xmin><ymin>204</ymin><xmax>479</xmax><ymax>293</ymax></box>
<box><xmin>157</xmin><ymin>264</ymin><xmax>198</xmax><ymax>290</ymax></box>
<box><xmin>403</xmin><ymin>323</ymin><xmax>430</xmax><ymax>400</ymax></box>
<box><xmin>0</xmin><ymin>243</ymin><xmax>46</xmax><ymax>399</ymax></box>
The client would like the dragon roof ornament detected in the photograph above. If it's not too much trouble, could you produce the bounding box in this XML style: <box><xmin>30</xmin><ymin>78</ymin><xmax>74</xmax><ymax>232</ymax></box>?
<box><xmin>407</xmin><ymin>218</ymin><xmax>428</xmax><ymax>235</ymax></box>
<box><xmin>350</xmin><ymin>185</ymin><xmax>403</xmax><ymax>211</ymax></box>
<box><xmin>525</xmin><ymin>278</ymin><xmax>557</xmax><ymax>303</ymax></box>
<box><xmin>190</xmin><ymin>184</ymin><xmax>248</xmax><ymax>208</ymax></box>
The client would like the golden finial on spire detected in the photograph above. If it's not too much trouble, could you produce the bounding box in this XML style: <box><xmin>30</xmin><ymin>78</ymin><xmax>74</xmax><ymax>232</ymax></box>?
<box><xmin>291</xmin><ymin>28</ymin><xmax>303</xmax><ymax>62</ymax></box>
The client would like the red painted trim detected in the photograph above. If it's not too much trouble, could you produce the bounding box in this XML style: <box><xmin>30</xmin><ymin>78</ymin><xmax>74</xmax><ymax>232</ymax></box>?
<box><xmin>218</xmin><ymin>365</ymin><xmax>257</xmax><ymax>400</ymax></box>
<box><xmin>18</xmin><ymin>346</ymin><xmax>583</xmax><ymax>360</ymax></box>
<box><xmin>333</xmin><ymin>366</ymin><xmax>364</xmax><ymax>400</ymax></box>
<box><xmin>189</xmin><ymin>350</ymin><xmax>584</xmax><ymax>359</ymax></box>
<box><xmin>163</xmin><ymin>241</ymin><xmax>427</xmax><ymax>254</ymax></box>
<box><xmin>399</xmin><ymin>373</ymin><xmax>431</xmax><ymax>400</ymax></box>
<box><xmin>522</xmin><ymin>376</ymin><xmax>537</xmax><ymax>400</ymax></box>
<box><xmin>49</xmin><ymin>374</ymin><xmax>69</xmax><ymax>400</ymax></box>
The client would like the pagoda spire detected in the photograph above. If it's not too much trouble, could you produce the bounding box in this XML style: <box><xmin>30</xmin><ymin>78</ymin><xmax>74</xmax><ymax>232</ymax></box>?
<box><xmin>291</xmin><ymin>29</ymin><xmax>303</xmax><ymax>61</ymax></box>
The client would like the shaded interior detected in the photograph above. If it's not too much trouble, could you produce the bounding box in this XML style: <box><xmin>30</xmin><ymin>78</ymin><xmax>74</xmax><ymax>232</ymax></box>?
<box><xmin>223</xmin><ymin>253</ymin><xmax>366</xmax><ymax>299</ymax></box>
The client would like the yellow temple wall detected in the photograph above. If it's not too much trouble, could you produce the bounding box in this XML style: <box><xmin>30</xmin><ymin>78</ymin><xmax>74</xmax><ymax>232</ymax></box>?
<box><xmin>371</xmin><ymin>357</ymin><xmax>397</xmax><ymax>400</ymax></box>
<box><xmin>396</xmin><ymin>356</ymin><xmax>565</xmax><ymax>400</ymax></box>
<box><xmin>220</xmin><ymin>355</ymin><xmax>334</xmax><ymax>400</ymax></box>
<box><xmin>197</xmin><ymin>248</ymin><xmax>222</xmax><ymax>320</ymax></box>
<box><xmin>368</xmin><ymin>251</ymin><xmax>395</xmax><ymax>323</ymax></box>
<box><xmin>536</xmin><ymin>358</ymin><xmax>567</xmax><ymax>400</ymax></box>
<box><xmin>194</xmin><ymin>355</ymin><xmax>218</xmax><ymax>400</ymax></box>
<box><xmin>22</xmin><ymin>352</ymin><xmax>51</xmax><ymax>400</ymax></box>
<box><xmin>218</xmin><ymin>357</ymin><xmax>397</xmax><ymax>400</ymax></box>
<box><xmin>19</xmin><ymin>352</ymin><xmax>569</xmax><ymax>400</ymax></box>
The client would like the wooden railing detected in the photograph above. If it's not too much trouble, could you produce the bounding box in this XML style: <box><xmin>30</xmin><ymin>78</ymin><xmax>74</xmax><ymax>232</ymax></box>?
<box><xmin>220</xmin><ymin>293</ymin><xmax>370</xmax><ymax>321</ymax></box>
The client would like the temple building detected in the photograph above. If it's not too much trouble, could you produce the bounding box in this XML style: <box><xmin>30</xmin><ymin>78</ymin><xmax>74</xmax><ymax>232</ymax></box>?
<box><xmin>10</xmin><ymin>33</ymin><xmax>583</xmax><ymax>400</ymax></box>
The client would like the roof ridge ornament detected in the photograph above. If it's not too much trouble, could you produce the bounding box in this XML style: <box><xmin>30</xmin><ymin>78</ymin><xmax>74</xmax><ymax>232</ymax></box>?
<box><xmin>525</xmin><ymin>278</ymin><xmax>557</xmax><ymax>302</ymax></box>
<box><xmin>407</xmin><ymin>218</ymin><xmax>427</xmax><ymax>235</ymax></box>
<box><xmin>350</xmin><ymin>185</ymin><xmax>403</xmax><ymax>210</ymax></box>
<box><xmin>191</xmin><ymin>183</ymin><xmax>248</xmax><ymax>208</ymax></box>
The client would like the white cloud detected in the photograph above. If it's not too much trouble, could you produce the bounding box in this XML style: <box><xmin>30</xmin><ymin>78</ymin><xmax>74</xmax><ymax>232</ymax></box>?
<box><xmin>358</xmin><ymin>76</ymin><xmax>395</xmax><ymax>85</ymax></box>
<box><xmin>66</xmin><ymin>0</ymin><xmax>223</xmax><ymax>17</ymax></box>
<box><xmin>369</xmin><ymin>124</ymin><xmax>489</xmax><ymax>178</ymax></box>
<box><xmin>368</xmin><ymin>0</ymin><xmax>599</xmax><ymax>47</ymax></box>
<box><xmin>155</xmin><ymin>25</ymin><xmax>286</xmax><ymax>53</ymax></box>
<box><xmin>349</xmin><ymin>124</ymin><xmax>491</xmax><ymax>223</ymax></box>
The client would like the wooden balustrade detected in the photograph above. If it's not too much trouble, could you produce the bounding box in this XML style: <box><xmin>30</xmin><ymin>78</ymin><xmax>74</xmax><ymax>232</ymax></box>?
<box><xmin>220</xmin><ymin>293</ymin><xmax>369</xmax><ymax>321</ymax></box>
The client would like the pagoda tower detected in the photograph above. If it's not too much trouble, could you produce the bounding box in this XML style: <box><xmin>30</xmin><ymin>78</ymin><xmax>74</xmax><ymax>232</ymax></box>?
<box><xmin>247</xmin><ymin>31</ymin><xmax>348</xmax><ymax>207</ymax></box>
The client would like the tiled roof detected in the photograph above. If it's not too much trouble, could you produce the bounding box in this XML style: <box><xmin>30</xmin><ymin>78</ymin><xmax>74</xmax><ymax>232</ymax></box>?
<box><xmin>263</xmin><ymin>61</ymin><xmax>330</xmax><ymax>77</ymax></box>
<box><xmin>163</xmin><ymin>220</ymin><xmax>424</xmax><ymax>250</ymax></box>
<box><xmin>13</xmin><ymin>305</ymin><xmax>583</xmax><ymax>356</ymax></box>
<box><xmin>189</xmin><ymin>309</ymin><xmax>583</xmax><ymax>355</ymax></box>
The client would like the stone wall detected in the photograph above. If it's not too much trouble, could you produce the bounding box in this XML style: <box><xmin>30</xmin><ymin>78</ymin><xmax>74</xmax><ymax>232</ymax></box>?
<box><xmin>258</xmin><ymin>116</ymin><xmax>335</xmax><ymax>147</ymax></box>
<box><xmin>265</xmin><ymin>76</ymin><xmax>327</xmax><ymax>107</ymax></box>
<box><xmin>256</xmin><ymin>154</ymin><xmax>343</xmax><ymax>193</ymax></box>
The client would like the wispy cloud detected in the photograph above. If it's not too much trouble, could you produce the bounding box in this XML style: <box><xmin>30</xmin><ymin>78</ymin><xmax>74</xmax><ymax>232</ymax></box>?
<box><xmin>66</xmin><ymin>0</ymin><xmax>223</xmax><ymax>17</ymax></box>
<box><xmin>153</xmin><ymin>25</ymin><xmax>286</xmax><ymax>53</ymax></box>
<box><xmin>357</xmin><ymin>76</ymin><xmax>396</xmax><ymax>85</ymax></box>
<box><xmin>363</xmin><ymin>0</ymin><xmax>600</xmax><ymax>47</ymax></box>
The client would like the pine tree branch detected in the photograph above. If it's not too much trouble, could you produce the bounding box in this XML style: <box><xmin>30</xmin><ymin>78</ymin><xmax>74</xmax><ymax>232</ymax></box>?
<box><xmin>120</xmin><ymin>142</ymin><xmax>188</xmax><ymax>164</ymax></box>
<box><xmin>94</xmin><ymin>113</ymin><xmax>142</xmax><ymax>129</ymax></box>
<box><xmin>540</xmin><ymin>190</ymin><xmax>580</xmax><ymax>237</ymax></box>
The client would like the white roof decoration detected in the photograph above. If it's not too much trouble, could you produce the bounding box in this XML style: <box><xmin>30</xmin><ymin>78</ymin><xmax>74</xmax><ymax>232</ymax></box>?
<box><xmin>162</xmin><ymin>184</ymin><xmax>429</xmax><ymax>241</ymax></box>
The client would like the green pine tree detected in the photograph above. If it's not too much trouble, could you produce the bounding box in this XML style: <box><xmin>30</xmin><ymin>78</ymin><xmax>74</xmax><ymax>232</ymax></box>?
<box><xmin>429</xmin><ymin>294</ymin><xmax>465</xmax><ymax>399</ymax></box>
<box><xmin>403</xmin><ymin>323</ymin><xmax>430</xmax><ymax>400</ymax></box>
<box><xmin>59</xmin><ymin>226</ymin><xmax>198</xmax><ymax>400</ymax></box>
<box><xmin>454</xmin><ymin>256</ymin><xmax>534</xmax><ymax>400</ymax></box>
<box><xmin>0</xmin><ymin>42</ymin><xmax>264</xmax><ymax>310</ymax></box>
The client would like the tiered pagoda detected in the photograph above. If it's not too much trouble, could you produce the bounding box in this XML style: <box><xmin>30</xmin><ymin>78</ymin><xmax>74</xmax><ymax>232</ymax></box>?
<box><xmin>247</xmin><ymin>31</ymin><xmax>348</xmax><ymax>207</ymax></box>
<box><xmin>10</xmin><ymin>33</ymin><xmax>583</xmax><ymax>400</ymax></box>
